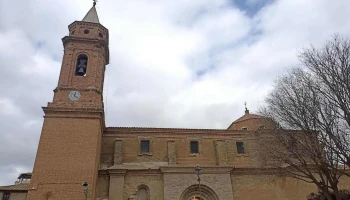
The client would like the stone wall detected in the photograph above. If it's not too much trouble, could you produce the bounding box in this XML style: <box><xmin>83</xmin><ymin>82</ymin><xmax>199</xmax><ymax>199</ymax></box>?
<box><xmin>163</xmin><ymin>173</ymin><xmax>233</xmax><ymax>200</ymax></box>
<box><xmin>9</xmin><ymin>192</ymin><xmax>27</xmax><ymax>200</ymax></box>
<box><xmin>0</xmin><ymin>192</ymin><xmax>27</xmax><ymax>200</ymax></box>
<box><xmin>123</xmin><ymin>172</ymin><xmax>163</xmax><ymax>200</ymax></box>
<box><xmin>97</xmin><ymin>174</ymin><xmax>109</xmax><ymax>200</ymax></box>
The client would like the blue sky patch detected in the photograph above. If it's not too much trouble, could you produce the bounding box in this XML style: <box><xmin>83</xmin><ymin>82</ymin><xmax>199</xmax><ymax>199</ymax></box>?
<box><xmin>232</xmin><ymin>0</ymin><xmax>275</xmax><ymax>17</ymax></box>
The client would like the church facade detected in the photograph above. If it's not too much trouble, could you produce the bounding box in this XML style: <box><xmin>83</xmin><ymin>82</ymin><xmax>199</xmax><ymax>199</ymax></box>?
<box><xmin>25</xmin><ymin>4</ymin><xmax>350</xmax><ymax>200</ymax></box>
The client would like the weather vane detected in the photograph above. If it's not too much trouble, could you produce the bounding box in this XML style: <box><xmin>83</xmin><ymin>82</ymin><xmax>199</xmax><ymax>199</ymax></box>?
<box><xmin>93</xmin><ymin>0</ymin><xmax>98</xmax><ymax>6</ymax></box>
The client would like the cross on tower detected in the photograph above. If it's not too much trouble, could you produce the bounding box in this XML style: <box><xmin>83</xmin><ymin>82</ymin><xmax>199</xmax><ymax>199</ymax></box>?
<box><xmin>93</xmin><ymin>0</ymin><xmax>98</xmax><ymax>6</ymax></box>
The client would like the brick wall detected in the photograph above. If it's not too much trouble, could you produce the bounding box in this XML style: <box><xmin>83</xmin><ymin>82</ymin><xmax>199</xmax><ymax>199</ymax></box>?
<box><xmin>232</xmin><ymin>174</ymin><xmax>315</xmax><ymax>200</ymax></box>
<box><xmin>27</xmin><ymin>116</ymin><xmax>103</xmax><ymax>200</ymax></box>
<box><xmin>102</xmin><ymin>129</ymin><xmax>259</xmax><ymax>168</ymax></box>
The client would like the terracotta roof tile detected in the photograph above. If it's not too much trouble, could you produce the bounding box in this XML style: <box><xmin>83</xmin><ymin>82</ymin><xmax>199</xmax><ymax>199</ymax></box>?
<box><xmin>0</xmin><ymin>183</ymin><xmax>30</xmax><ymax>191</ymax></box>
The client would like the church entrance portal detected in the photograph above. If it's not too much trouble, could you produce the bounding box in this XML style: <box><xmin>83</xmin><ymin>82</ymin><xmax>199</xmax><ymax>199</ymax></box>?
<box><xmin>180</xmin><ymin>184</ymin><xmax>219</xmax><ymax>200</ymax></box>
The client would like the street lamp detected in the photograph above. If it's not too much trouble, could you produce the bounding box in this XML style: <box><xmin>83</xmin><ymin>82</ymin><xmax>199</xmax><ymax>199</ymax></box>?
<box><xmin>195</xmin><ymin>166</ymin><xmax>202</xmax><ymax>200</ymax></box>
<box><xmin>82</xmin><ymin>182</ymin><xmax>88</xmax><ymax>200</ymax></box>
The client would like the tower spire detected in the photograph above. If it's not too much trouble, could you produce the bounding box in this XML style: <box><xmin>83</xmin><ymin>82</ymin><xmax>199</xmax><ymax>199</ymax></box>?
<box><xmin>82</xmin><ymin>0</ymin><xmax>100</xmax><ymax>23</ymax></box>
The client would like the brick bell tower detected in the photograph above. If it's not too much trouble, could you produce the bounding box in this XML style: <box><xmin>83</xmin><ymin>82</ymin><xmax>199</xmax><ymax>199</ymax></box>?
<box><xmin>27</xmin><ymin>2</ymin><xmax>109</xmax><ymax>200</ymax></box>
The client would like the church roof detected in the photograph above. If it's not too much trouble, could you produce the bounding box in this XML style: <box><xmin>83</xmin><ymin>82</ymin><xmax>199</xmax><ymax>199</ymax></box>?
<box><xmin>0</xmin><ymin>183</ymin><xmax>29</xmax><ymax>191</ymax></box>
<box><xmin>82</xmin><ymin>5</ymin><xmax>100</xmax><ymax>23</ymax></box>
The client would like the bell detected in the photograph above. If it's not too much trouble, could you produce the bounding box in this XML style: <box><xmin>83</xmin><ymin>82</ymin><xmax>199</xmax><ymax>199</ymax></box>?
<box><xmin>78</xmin><ymin>67</ymin><xmax>85</xmax><ymax>73</ymax></box>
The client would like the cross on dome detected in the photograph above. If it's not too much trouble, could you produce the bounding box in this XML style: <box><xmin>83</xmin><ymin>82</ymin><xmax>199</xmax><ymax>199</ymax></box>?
<box><xmin>244</xmin><ymin>102</ymin><xmax>249</xmax><ymax>114</ymax></box>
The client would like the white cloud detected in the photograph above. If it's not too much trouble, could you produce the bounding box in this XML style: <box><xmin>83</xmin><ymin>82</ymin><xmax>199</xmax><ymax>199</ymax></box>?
<box><xmin>0</xmin><ymin>98</ymin><xmax>22</xmax><ymax>116</ymax></box>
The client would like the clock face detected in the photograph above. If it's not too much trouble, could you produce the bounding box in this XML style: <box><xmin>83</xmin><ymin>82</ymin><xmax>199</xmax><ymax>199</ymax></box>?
<box><xmin>68</xmin><ymin>91</ymin><xmax>81</xmax><ymax>101</ymax></box>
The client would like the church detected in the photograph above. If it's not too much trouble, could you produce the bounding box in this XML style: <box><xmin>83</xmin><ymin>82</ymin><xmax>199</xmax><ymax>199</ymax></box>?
<box><xmin>23</xmin><ymin>3</ymin><xmax>349</xmax><ymax>200</ymax></box>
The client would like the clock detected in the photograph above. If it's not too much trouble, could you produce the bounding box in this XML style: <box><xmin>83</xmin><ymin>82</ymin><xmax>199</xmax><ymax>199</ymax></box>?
<box><xmin>68</xmin><ymin>91</ymin><xmax>81</xmax><ymax>101</ymax></box>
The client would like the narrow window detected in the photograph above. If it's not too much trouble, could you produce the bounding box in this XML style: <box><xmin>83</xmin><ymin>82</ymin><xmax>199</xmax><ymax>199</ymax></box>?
<box><xmin>236</xmin><ymin>141</ymin><xmax>245</xmax><ymax>154</ymax></box>
<box><xmin>241</xmin><ymin>127</ymin><xmax>248</xmax><ymax>130</ymax></box>
<box><xmin>2</xmin><ymin>193</ymin><xmax>10</xmax><ymax>200</ymax></box>
<box><xmin>75</xmin><ymin>54</ymin><xmax>88</xmax><ymax>76</ymax></box>
<box><xmin>259</xmin><ymin>125</ymin><xmax>266</xmax><ymax>129</ymax></box>
<box><xmin>190</xmin><ymin>141</ymin><xmax>199</xmax><ymax>154</ymax></box>
<box><xmin>140</xmin><ymin>140</ymin><xmax>150</xmax><ymax>153</ymax></box>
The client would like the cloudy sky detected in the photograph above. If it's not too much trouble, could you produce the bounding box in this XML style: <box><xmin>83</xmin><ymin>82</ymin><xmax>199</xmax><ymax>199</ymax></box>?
<box><xmin>1</xmin><ymin>0</ymin><xmax>350</xmax><ymax>185</ymax></box>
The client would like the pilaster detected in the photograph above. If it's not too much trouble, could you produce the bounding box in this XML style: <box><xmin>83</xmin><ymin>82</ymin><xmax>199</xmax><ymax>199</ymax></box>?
<box><xmin>108</xmin><ymin>170</ymin><xmax>127</xmax><ymax>200</ymax></box>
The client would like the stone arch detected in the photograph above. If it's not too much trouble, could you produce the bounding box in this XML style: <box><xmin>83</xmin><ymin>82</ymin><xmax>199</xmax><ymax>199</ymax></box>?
<box><xmin>180</xmin><ymin>184</ymin><xmax>219</xmax><ymax>200</ymax></box>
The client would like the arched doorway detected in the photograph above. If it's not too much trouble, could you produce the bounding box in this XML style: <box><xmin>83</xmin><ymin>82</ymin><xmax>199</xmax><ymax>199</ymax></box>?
<box><xmin>180</xmin><ymin>184</ymin><xmax>219</xmax><ymax>200</ymax></box>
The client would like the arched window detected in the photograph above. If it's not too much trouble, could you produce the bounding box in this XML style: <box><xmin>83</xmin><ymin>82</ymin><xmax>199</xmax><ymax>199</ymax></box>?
<box><xmin>137</xmin><ymin>185</ymin><xmax>149</xmax><ymax>200</ymax></box>
<box><xmin>75</xmin><ymin>54</ymin><xmax>88</xmax><ymax>76</ymax></box>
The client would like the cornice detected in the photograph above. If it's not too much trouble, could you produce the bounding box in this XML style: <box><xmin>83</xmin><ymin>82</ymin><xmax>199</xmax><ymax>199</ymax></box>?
<box><xmin>160</xmin><ymin>166</ymin><xmax>233</xmax><ymax>174</ymax></box>
<box><xmin>68</xmin><ymin>20</ymin><xmax>108</xmax><ymax>33</ymax></box>
<box><xmin>62</xmin><ymin>36</ymin><xmax>108</xmax><ymax>47</ymax></box>
<box><xmin>103</xmin><ymin>127</ymin><xmax>302</xmax><ymax>137</ymax></box>
<box><xmin>231</xmin><ymin>167</ymin><xmax>287</xmax><ymax>175</ymax></box>
<box><xmin>103</xmin><ymin>129</ymin><xmax>254</xmax><ymax>138</ymax></box>
<box><xmin>100</xmin><ymin>166</ymin><xmax>326</xmax><ymax>176</ymax></box>
<box><xmin>54</xmin><ymin>86</ymin><xmax>103</xmax><ymax>94</ymax></box>
<box><xmin>107</xmin><ymin>169</ymin><xmax>127</xmax><ymax>176</ymax></box>
<box><xmin>104</xmin><ymin>127</ymin><xmax>254</xmax><ymax>135</ymax></box>
<box><xmin>103</xmin><ymin>135</ymin><xmax>255</xmax><ymax>141</ymax></box>
<box><xmin>42</xmin><ymin>107</ymin><xmax>104</xmax><ymax>119</ymax></box>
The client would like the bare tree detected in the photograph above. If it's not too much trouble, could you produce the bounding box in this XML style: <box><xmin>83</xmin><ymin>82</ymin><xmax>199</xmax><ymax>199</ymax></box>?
<box><xmin>300</xmin><ymin>35</ymin><xmax>350</xmax><ymax>168</ymax></box>
<box><xmin>307</xmin><ymin>190</ymin><xmax>350</xmax><ymax>200</ymax></box>
<box><xmin>259</xmin><ymin>35</ymin><xmax>350</xmax><ymax>200</ymax></box>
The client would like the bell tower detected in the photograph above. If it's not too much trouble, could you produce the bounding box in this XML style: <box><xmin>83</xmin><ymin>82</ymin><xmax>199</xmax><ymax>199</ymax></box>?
<box><xmin>52</xmin><ymin>1</ymin><xmax>109</xmax><ymax>109</ymax></box>
<box><xmin>27</xmin><ymin>2</ymin><xmax>109</xmax><ymax>200</ymax></box>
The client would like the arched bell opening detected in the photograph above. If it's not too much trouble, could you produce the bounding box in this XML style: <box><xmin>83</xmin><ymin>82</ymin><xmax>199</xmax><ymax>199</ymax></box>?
<box><xmin>180</xmin><ymin>184</ymin><xmax>219</xmax><ymax>200</ymax></box>
<box><xmin>75</xmin><ymin>54</ymin><xmax>88</xmax><ymax>76</ymax></box>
